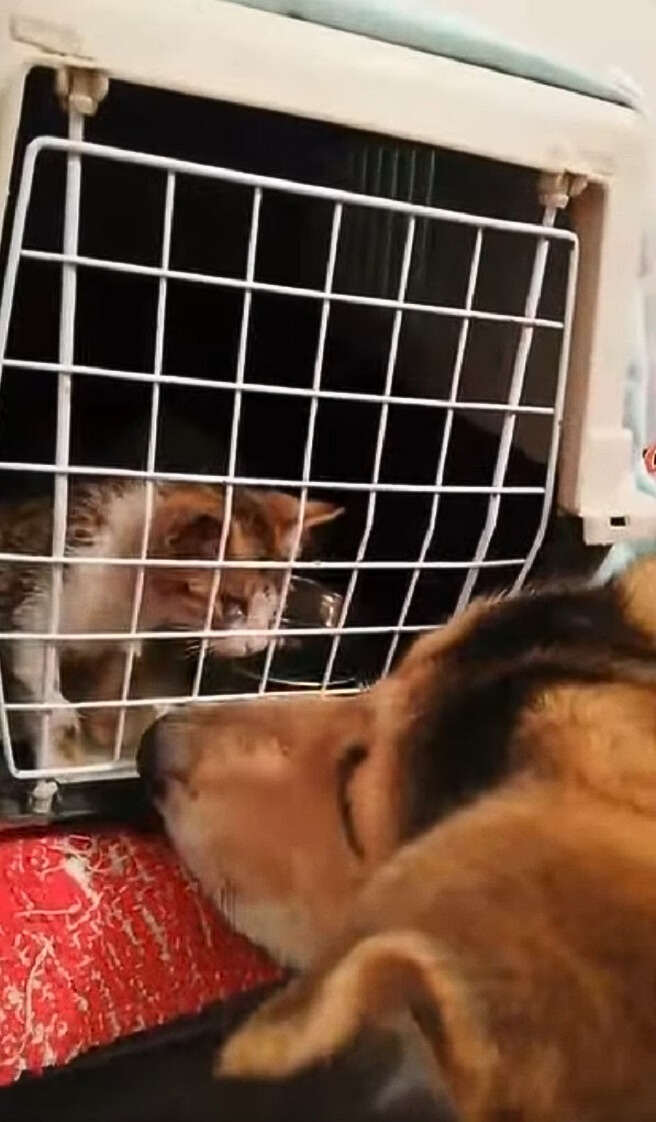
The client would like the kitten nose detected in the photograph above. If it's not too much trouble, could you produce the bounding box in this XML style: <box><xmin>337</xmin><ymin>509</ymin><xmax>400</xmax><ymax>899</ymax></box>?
<box><xmin>137</xmin><ymin>717</ymin><xmax>190</xmax><ymax>796</ymax></box>
<box><xmin>222</xmin><ymin>596</ymin><xmax>246</xmax><ymax>627</ymax></box>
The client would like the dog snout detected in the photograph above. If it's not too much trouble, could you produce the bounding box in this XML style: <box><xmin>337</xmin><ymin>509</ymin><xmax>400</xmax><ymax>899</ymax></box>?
<box><xmin>137</xmin><ymin>716</ymin><xmax>190</xmax><ymax>795</ymax></box>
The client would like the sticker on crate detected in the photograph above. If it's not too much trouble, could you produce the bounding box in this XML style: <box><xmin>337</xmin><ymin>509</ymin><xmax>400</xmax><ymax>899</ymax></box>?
<box><xmin>643</xmin><ymin>445</ymin><xmax>656</xmax><ymax>475</ymax></box>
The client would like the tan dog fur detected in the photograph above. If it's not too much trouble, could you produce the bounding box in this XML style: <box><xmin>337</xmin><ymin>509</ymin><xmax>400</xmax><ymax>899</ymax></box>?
<box><xmin>142</xmin><ymin>557</ymin><xmax>656</xmax><ymax>1120</ymax></box>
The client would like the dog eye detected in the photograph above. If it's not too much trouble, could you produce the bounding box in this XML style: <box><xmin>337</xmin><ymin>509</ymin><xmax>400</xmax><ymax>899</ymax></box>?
<box><xmin>336</xmin><ymin>744</ymin><xmax>368</xmax><ymax>859</ymax></box>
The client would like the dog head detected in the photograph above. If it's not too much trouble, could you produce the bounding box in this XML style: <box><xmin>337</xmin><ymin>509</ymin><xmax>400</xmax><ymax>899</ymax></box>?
<box><xmin>207</xmin><ymin>559</ymin><xmax>656</xmax><ymax>1122</ymax></box>
<box><xmin>138</xmin><ymin>557</ymin><xmax>656</xmax><ymax>969</ymax></box>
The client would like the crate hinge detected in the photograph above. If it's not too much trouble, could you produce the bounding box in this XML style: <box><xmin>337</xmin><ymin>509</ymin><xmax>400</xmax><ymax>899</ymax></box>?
<box><xmin>55</xmin><ymin>66</ymin><xmax>109</xmax><ymax>118</ymax></box>
<box><xmin>538</xmin><ymin>171</ymin><xmax>589</xmax><ymax>209</ymax></box>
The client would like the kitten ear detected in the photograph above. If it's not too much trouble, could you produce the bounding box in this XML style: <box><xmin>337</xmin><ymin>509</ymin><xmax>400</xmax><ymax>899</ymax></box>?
<box><xmin>151</xmin><ymin>500</ymin><xmax>223</xmax><ymax>560</ymax></box>
<box><xmin>260</xmin><ymin>491</ymin><xmax>344</xmax><ymax>555</ymax></box>
<box><xmin>302</xmin><ymin>499</ymin><xmax>345</xmax><ymax>532</ymax></box>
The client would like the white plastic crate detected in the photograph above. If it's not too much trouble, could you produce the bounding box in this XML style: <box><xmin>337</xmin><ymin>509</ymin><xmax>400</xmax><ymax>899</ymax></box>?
<box><xmin>0</xmin><ymin>0</ymin><xmax>650</xmax><ymax>812</ymax></box>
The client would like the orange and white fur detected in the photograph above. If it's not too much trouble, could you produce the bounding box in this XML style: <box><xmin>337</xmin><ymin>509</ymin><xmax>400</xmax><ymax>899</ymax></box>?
<box><xmin>0</xmin><ymin>479</ymin><xmax>340</xmax><ymax>769</ymax></box>
<box><xmin>141</xmin><ymin>558</ymin><xmax>656</xmax><ymax>1120</ymax></box>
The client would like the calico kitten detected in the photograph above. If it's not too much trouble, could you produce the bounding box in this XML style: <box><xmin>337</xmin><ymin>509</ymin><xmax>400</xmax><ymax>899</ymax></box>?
<box><xmin>0</xmin><ymin>478</ymin><xmax>341</xmax><ymax>769</ymax></box>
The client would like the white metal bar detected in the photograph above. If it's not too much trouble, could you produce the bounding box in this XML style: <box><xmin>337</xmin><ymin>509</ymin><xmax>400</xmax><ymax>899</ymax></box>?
<box><xmin>0</xmin><ymin>94</ymin><xmax>43</xmax><ymax>776</ymax></box>
<box><xmin>20</xmin><ymin>248</ymin><xmax>566</xmax><ymax>332</ymax></box>
<box><xmin>0</xmin><ymin>360</ymin><xmax>557</xmax><ymax>415</ymax></box>
<box><xmin>112</xmin><ymin>171</ymin><xmax>176</xmax><ymax>761</ymax></box>
<box><xmin>0</xmin><ymin>555</ymin><xmax>525</xmax><ymax>572</ymax></box>
<box><xmin>512</xmin><ymin>236</ymin><xmax>580</xmax><ymax>589</ymax></box>
<box><xmin>6</xmin><ymin>758</ymin><xmax>135</xmax><ymax>782</ymax></box>
<box><xmin>0</xmin><ymin>132</ymin><xmax>577</xmax><ymax>788</ymax></box>
<box><xmin>322</xmin><ymin>215</ymin><xmax>417</xmax><ymax>688</ymax></box>
<box><xmin>0</xmin><ymin>147</ymin><xmax>38</xmax><ymax>366</ymax></box>
<box><xmin>24</xmin><ymin>137</ymin><xmax>577</xmax><ymax>242</ymax></box>
<box><xmin>191</xmin><ymin>187</ymin><xmax>262</xmax><ymax>697</ymax></box>
<box><xmin>0</xmin><ymin>621</ymin><xmax>459</xmax><ymax>647</ymax></box>
<box><xmin>0</xmin><ymin>462</ymin><xmax>546</xmax><ymax>494</ymax></box>
<box><xmin>0</xmin><ymin>685</ymin><xmax>349</xmax><ymax>716</ymax></box>
<box><xmin>40</xmin><ymin>109</ymin><xmax>84</xmax><ymax>766</ymax></box>
<box><xmin>382</xmin><ymin>227</ymin><xmax>484</xmax><ymax>674</ymax></box>
<box><xmin>455</xmin><ymin>207</ymin><xmax>558</xmax><ymax>615</ymax></box>
<box><xmin>4</xmin><ymin>683</ymin><xmax>365</xmax><ymax>715</ymax></box>
<box><xmin>0</xmin><ymin>649</ymin><xmax>13</xmax><ymax>770</ymax></box>
<box><xmin>3</xmin><ymin>683</ymin><xmax>365</xmax><ymax>783</ymax></box>
<box><xmin>257</xmin><ymin>202</ymin><xmax>343</xmax><ymax>695</ymax></box>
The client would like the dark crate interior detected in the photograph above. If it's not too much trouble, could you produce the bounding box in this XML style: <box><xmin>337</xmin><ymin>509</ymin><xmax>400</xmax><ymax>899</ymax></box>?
<box><xmin>0</xmin><ymin>67</ymin><xmax>572</xmax><ymax>707</ymax></box>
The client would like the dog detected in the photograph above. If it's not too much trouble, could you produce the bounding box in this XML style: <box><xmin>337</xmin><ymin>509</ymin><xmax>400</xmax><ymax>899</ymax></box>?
<box><xmin>138</xmin><ymin>556</ymin><xmax>656</xmax><ymax>1120</ymax></box>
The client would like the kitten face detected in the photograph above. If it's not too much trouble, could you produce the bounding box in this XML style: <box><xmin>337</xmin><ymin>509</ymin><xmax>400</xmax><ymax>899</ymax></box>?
<box><xmin>0</xmin><ymin>480</ymin><xmax>342</xmax><ymax>767</ymax></box>
<box><xmin>143</xmin><ymin>486</ymin><xmax>342</xmax><ymax>659</ymax></box>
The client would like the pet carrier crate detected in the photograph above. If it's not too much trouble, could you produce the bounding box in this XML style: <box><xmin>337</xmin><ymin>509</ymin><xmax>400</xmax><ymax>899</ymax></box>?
<box><xmin>0</xmin><ymin>0</ymin><xmax>651</xmax><ymax>822</ymax></box>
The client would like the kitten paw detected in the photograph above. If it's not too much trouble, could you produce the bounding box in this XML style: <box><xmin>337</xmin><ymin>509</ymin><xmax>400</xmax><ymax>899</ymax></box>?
<box><xmin>37</xmin><ymin>701</ymin><xmax>86</xmax><ymax>769</ymax></box>
<box><xmin>81</xmin><ymin>704</ymin><xmax>154</xmax><ymax>763</ymax></box>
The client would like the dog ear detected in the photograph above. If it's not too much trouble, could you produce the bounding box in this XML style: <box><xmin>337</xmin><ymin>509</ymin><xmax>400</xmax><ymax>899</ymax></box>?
<box><xmin>257</xmin><ymin>491</ymin><xmax>344</xmax><ymax>557</ymax></box>
<box><xmin>215</xmin><ymin>930</ymin><xmax>495</xmax><ymax>1114</ymax></box>
<box><xmin>150</xmin><ymin>497</ymin><xmax>224</xmax><ymax>560</ymax></box>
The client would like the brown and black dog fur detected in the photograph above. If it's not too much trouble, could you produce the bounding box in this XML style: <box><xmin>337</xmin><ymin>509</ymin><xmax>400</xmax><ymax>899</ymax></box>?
<box><xmin>138</xmin><ymin>556</ymin><xmax>656</xmax><ymax>1122</ymax></box>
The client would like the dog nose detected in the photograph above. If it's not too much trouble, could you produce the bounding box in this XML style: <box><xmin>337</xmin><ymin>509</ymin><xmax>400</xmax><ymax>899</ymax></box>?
<box><xmin>137</xmin><ymin>716</ymin><xmax>188</xmax><ymax>796</ymax></box>
<box><xmin>136</xmin><ymin>720</ymin><xmax>162</xmax><ymax>786</ymax></box>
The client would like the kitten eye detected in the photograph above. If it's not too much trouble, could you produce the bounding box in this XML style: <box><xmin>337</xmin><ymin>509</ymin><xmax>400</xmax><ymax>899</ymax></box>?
<box><xmin>336</xmin><ymin>744</ymin><xmax>368</xmax><ymax>859</ymax></box>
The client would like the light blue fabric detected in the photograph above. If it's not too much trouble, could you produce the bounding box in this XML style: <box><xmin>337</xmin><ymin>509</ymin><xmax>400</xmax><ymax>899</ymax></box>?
<box><xmin>595</xmin><ymin>244</ymin><xmax>656</xmax><ymax>582</ymax></box>
<box><xmin>222</xmin><ymin>0</ymin><xmax>633</xmax><ymax>107</ymax></box>
<box><xmin>594</xmin><ymin>67</ymin><xmax>656</xmax><ymax>588</ymax></box>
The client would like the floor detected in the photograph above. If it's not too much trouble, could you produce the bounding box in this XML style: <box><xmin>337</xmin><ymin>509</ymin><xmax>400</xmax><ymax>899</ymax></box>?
<box><xmin>1</xmin><ymin>992</ymin><xmax>456</xmax><ymax>1122</ymax></box>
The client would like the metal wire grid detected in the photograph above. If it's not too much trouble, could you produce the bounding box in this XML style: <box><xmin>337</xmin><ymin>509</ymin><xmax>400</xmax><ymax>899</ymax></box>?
<box><xmin>0</xmin><ymin>129</ymin><xmax>579</xmax><ymax>783</ymax></box>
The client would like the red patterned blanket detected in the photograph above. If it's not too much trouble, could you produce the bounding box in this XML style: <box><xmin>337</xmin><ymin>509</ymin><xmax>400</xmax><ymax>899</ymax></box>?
<box><xmin>0</xmin><ymin>828</ymin><xmax>279</xmax><ymax>1084</ymax></box>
